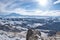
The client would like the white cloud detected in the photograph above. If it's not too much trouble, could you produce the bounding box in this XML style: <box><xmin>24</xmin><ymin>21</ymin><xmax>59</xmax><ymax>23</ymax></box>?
<box><xmin>41</xmin><ymin>10</ymin><xmax>60</xmax><ymax>16</ymax></box>
<box><xmin>0</xmin><ymin>0</ymin><xmax>15</xmax><ymax>13</ymax></box>
<box><xmin>0</xmin><ymin>0</ymin><xmax>37</xmax><ymax>12</ymax></box>
<box><xmin>0</xmin><ymin>2</ymin><xmax>60</xmax><ymax>16</ymax></box>
<box><xmin>54</xmin><ymin>0</ymin><xmax>60</xmax><ymax>4</ymax></box>
<box><xmin>12</xmin><ymin>8</ymin><xmax>60</xmax><ymax>16</ymax></box>
<box><xmin>0</xmin><ymin>0</ymin><xmax>60</xmax><ymax>16</ymax></box>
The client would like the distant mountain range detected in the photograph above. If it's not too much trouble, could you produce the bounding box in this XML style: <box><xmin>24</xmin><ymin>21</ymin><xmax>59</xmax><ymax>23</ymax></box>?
<box><xmin>0</xmin><ymin>13</ymin><xmax>60</xmax><ymax>18</ymax></box>
<box><xmin>6</xmin><ymin>13</ymin><xmax>21</xmax><ymax>16</ymax></box>
<box><xmin>0</xmin><ymin>13</ymin><xmax>23</xmax><ymax>18</ymax></box>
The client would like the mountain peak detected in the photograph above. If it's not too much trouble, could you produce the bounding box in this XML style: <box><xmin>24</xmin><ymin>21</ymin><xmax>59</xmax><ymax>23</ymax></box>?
<box><xmin>7</xmin><ymin>13</ymin><xmax>21</xmax><ymax>16</ymax></box>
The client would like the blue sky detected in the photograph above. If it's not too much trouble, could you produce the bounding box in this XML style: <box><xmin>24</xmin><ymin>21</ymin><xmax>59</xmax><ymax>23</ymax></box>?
<box><xmin>0</xmin><ymin>0</ymin><xmax>60</xmax><ymax>16</ymax></box>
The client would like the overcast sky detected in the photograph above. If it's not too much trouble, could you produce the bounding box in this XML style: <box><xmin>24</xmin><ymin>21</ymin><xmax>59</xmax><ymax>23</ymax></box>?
<box><xmin>0</xmin><ymin>0</ymin><xmax>60</xmax><ymax>16</ymax></box>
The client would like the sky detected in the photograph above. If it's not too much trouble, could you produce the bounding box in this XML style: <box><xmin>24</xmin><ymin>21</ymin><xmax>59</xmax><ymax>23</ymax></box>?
<box><xmin>0</xmin><ymin>0</ymin><xmax>60</xmax><ymax>16</ymax></box>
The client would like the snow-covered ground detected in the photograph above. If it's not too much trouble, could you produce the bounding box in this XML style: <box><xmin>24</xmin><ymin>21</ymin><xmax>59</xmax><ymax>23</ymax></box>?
<box><xmin>0</xmin><ymin>30</ymin><xmax>46</xmax><ymax>40</ymax></box>
<box><xmin>0</xmin><ymin>30</ymin><xmax>60</xmax><ymax>40</ymax></box>
<box><xmin>0</xmin><ymin>18</ymin><xmax>60</xmax><ymax>40</ymax></box>
<box><xmin>0</xmin><ymin>30</ymin><xmax>26</xmax><ymax>40</ymax></box>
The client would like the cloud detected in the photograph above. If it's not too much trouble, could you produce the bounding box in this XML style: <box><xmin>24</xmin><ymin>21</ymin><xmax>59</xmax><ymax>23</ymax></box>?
<box><xmin>0</xmin><ymin>0</ymin><xmax>39</xmax><ymax>12</ymax></box>
<box><xmin>41</xmin><ymin>10</ymin><xmax>60</xmax><ymax>16</ymax></box>
<box><xmin>0</xmin><ymin>0</ymin><xmax>60</xmax><ymax>16</ymax></box>
<box><xmin>13</xmin><ymin>8</ymin><xmax>60</xmax><ymax>16</ymax></box>
<box><xmin>54</xmin><ymin>0</ymin><xmax>60</xmax><ymax>4</ymax></box>
<box><xmin>1</xmin><ymin>0</ymin><xmax>38</xmax><ymax>10</ymax></box>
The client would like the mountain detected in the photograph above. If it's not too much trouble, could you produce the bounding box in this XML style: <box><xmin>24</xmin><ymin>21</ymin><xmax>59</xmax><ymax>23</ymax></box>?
<box><xmin>0</xmin><ymin>13</ymin><xmax>60</xmax><ymax>18</ymax></box>
<box><xmin>6</xmin><ymin>13</ymin><xmax>21</xmax><ymax>16</ymax></box>
<box><xmin>0</xmin><ymin>13</ymin><xmax>22</xmax><ymax>18</ymax></box>
<box><xmin>0</xmin><ymin>13</ymin><xmax>32</xmax><ymax>18</ymax></box>
<box><xmin>0</xmin><ymin>13</ymin><xmax>37</xmax><ymax>18</ymax></box>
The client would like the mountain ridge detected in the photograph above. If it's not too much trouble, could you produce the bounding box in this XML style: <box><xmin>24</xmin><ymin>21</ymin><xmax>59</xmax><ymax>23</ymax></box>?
<box><xmin>0</xmin><ymin>13</ymin><xmax>60</xmax><ymax>18</ymax></box>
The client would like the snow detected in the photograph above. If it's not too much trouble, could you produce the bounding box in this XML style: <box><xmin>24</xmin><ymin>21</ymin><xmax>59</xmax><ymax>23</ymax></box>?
<box><xmin>0</xmin><ymin>17</ymin><xmax>60</xmax><ymax>40</ymax></box>
<box><xmin>0</xmin><ymin>29</ymin><xmax>49</xmax><ymax>40</ymax></box>
<box><xmin>41</xmin><ymin>32</ymin><xmax>48</xmax><ymax>38</ymax></box>
<box><xmin>0</xmin><ymin>30</ymin><xmax>26</xmax><ymax>40</ymax></box>
<box><xmin>20</xmin><ymin>38</ymin><xmax>26</xmax><ymax>40</ymax></box>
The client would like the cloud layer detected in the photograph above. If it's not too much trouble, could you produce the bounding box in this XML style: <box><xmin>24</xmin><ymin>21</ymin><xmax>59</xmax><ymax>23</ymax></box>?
<box><xmin>0</xmin><ymin>0</ymin><xmax>60</xmax><ymax>16</ymax></box>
